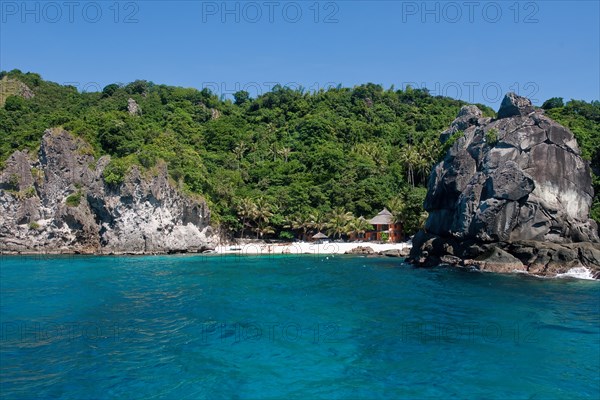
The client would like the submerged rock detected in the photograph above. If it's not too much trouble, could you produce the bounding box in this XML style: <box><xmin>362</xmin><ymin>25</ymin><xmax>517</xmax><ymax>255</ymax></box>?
<box><xmin>409</xmin><ymin>93</ymin><xmax>600</xmax><ymax>278</ymax></box>
<box><xmin>0</xmin><ymin>129</ymin><xmax>217</xmax><ymax>254</ymax></box>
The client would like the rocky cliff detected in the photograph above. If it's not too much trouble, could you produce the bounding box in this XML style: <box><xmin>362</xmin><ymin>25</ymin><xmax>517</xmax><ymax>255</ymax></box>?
<box><xmin>0</xmin><ymin>129</ymin><xmax>217</xmax><ymax>254</ymax></box>
<box><xmin>409</xmin><ymin>93</ymin><xmax>600</xmax><ymax>279</ymax></box>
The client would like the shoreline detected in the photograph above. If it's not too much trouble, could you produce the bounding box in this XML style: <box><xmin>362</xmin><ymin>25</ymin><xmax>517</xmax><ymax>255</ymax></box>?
<box><xmin>2</xmin><ymin>245</ymin><xmax>598</xmax><ymax>281</ymax></box>
<box><xmin>0</xmin><ymin>241</ymin><xmax>412</xmax><ymax>256</ymax></box>
<box><xmin>213</xmin><ymin>241</ymin><xmax>412</xmax><ymax>255</ymax></box>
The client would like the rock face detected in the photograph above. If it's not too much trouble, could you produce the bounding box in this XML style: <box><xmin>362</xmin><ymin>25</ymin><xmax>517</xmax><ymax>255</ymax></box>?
<box><xmin>0</xmin><ymin>77</ymin><xmax>34</xmax><ymax>106</ymax></box>
<box><xmin>0</xmin><ymin>129</ymin><xmax>217</xmax><ymax>254</ymax></box>
<box><xmin>409</xmin><ymin>93</ymin><xmax>600</xmax><ymax>278</ymax></box>
<box><xmin>127</xmin><ymin>98</ymin><xmax>141</xmax><ymax>115</ymax></box>
<box><xmin>379</xmin><ymin>248</ymin><xmax>410</xmax><ymax>258</ymax></box>
<box><xmin>345</xmin><ymin>246</ymin><xmax>375</xmax><ymax>255</ymax></box>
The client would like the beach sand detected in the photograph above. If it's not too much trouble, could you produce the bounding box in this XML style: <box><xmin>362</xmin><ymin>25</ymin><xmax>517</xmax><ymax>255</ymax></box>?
<box><xmin>214</xmin><ymin>241</ymin><xmax>411</xmax><ymax>255</ymax></box>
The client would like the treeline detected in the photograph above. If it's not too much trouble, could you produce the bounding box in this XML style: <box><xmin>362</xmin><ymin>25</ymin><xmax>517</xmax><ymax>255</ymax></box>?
<box><xmin>1</xmin><ymin>69</ymin><xmax>599</xmax><ymax>239</ymax></box>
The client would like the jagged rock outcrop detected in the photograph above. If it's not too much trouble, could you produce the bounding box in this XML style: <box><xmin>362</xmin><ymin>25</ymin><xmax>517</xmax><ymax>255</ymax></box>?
<box><xmin>0</xmin><ymin>77</ymin><xmax>34</xmax><ymax>106</ymax></box>
<box><xmin>0</xmin><ymin>129</ymin><xmax>217</xmax><ymax>254</ymax></box>
<box><xmin>127</xmin><ymin>98</ymin><xmax>141</xmax><ymax>115</ymax></box>
<box><xmin>409</xmin><ymin>93</ymin><xmax>600</xmax><ymax>279</ymax></box>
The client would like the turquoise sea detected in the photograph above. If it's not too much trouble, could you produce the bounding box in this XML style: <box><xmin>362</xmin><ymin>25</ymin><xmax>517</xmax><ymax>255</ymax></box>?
<box><xmin>0</xmin><ymin>254</ymin><xmax>599</xmax><ymax>399</ymax></box>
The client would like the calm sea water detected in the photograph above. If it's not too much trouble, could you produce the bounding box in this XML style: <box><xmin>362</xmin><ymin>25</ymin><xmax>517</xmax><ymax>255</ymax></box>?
<box><xmin>1</xmin><ymin>254</ymin><xmax>599</xmax><ymax>399</ymax></box>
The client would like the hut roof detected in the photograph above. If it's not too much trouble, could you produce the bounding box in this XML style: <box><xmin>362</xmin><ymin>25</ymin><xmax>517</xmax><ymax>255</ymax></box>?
<box><xmin>368</xmin><ymin>208</ymin><xmax>394</xmax><ymax>225</ymax></box>
<box><xmin>312</xmin><ymin>232</ymin><xmax>329</xmax><ymax>239</ymax></box>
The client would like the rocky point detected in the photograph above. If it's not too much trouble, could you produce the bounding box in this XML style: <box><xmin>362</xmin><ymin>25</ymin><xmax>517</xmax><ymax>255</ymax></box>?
<box><xmin>0</xmin><ymin>129</ymin><xmax>217</xmax><ymax>254</ymax></box>
<box><xmin>409</xmin><ymin>93</ymin><xmax>600</xmax><ymax>279</ymax></box>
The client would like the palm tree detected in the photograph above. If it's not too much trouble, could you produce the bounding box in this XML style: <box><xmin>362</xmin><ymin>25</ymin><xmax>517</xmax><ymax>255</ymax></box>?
<box><xmin>347</xmin><ymin>217</ymin><xmax>373</xmax><ymax>240</ymax></box>
<box><xmin>236</xmin><ymin>197</ymin><xmax>257</xmax><ymax>239</ymax></box>
<box><xmin>256</xmin><ymin>223</ymin><xmax>275</xmax><ymax>239</ymax></box>
<box><xmin>277</xmin><ymin>147</ymin><xmax>292</xmax><ymax>163</ymax></box>
<box><xmin>308</xmin><ymin>210</ymin><xmax>329</xmax><ymax>235</ymax></box>
<box><xmin>247</xmin><ymin>140</ymin><xmax>259</xmax><ymax>165</ymax></box>
<box><xmin>254</xmin><ymin>197</ymin><xmax>275</xmax><ymax>239</ymax></box>
<box><xmin>286</xmin><ymin>213</ymin><xmax>311</xmax><ymax>241</ymax></box>
<box><xmin>352</xmin><ymin>142</ymin><xmax>378</xmax><ymax>159</ymax></box>
<box><xmin>232</xmin><ymin>141</ymin><xmax>248</xmax><ymax>169</ymax></box>
<box><xmin>399</xmin><ymin>144</ymin><xmax>420</xmax><ymax>187</ymax></box>
<box><xmin>415</xmin><ymin>139</ymin><xmax>437</xmax><ymax>184</ymax></box>
<box><xmin>387</xmin><ymin>197</ymin><xmax>406</xmax><ymax>225</ymax></box>
<box><xmin>327</xmin><ymin>207</ymin><xmax>354</xmax><ymax>239</ymax></box>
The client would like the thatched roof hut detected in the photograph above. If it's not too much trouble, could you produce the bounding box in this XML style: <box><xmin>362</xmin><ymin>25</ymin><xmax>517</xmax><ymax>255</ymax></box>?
<box><xmin>368</xmin><ymin>208</ymin><xmax>394</xmax><ymax>225</ymax></box>
<box><xmin>312</xmin><ymin>232</ymin><xmax>329</xmax><ymax>239</ymax></box>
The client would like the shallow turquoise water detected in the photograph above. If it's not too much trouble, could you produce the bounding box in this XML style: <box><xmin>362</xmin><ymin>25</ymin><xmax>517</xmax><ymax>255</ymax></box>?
<box><xmin>0</xmin><ymin>254</ymin><xmax>599</xmax><ymax>399</ymax></box>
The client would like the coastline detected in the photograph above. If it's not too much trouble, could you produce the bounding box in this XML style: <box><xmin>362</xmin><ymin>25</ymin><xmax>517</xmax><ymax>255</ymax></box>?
<box><xmin>214</xmin><ymin>241</ymin><xmax>412</xmax><ymax>255</ymax></box>
<box><xmin>3</xmin><ymin>242</ymin><xmax>598</xmax><ymax>280</ymax></box>
<box><xmin>0</xmin><ymin>241</ymin><xmax>412</xmax><ymax>256</ymax></box>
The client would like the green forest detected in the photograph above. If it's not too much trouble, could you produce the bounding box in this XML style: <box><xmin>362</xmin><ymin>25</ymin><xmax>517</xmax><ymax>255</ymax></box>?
<box><xmin>1</xmin><ymin>70</ymin><xmax>599</xmax><ymax>240</ymax></box>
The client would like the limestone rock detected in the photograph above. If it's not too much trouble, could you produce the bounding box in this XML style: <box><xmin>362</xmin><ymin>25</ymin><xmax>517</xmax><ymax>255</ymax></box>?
<box><xmin>127</xmin><ymin>98</ymin><xmax>141</xmax><ymax>115</ymax></box>
<box><xmin>0</xmin><ymin>129</ymin><xmax>217</xmax><ymax>254</ymax></box>
<box><xmin>0</xmin><ymin>77</ymin><xmax>35</xmax><ymax>106</ymax></box>
<box><xmin>20</xmin><ymin>84</ymin><xmax>35</xmax><ymax>99</ymax></box>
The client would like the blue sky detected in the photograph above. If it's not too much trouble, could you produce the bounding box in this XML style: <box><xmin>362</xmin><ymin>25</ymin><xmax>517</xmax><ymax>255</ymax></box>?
<box><xmin>1</xmin><ymin>1</ymin><xmax>598</xmax><ymax>107</ymax></box>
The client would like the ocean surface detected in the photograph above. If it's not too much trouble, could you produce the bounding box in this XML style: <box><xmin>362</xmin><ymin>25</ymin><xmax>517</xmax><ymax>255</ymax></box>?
<box><xmin>1</xmin><ymin>254</ymin><xmax>599</xmax><ymax>399</ymax></box>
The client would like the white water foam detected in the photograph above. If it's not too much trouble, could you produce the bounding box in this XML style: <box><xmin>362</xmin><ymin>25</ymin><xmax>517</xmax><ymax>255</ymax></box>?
<box><xmin>556</xmin><ymin>267</ymin><xmax>596</xmax><ymax>280</ymax></box>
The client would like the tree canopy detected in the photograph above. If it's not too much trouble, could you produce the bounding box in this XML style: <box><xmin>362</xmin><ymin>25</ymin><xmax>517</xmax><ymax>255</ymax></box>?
<box><xmin>1</xmin><ymin>69</ymin><xmax>598</xmax><ymax>238</ymax></box>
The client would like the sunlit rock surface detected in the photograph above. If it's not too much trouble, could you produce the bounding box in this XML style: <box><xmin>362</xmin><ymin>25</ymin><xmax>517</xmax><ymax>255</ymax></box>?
<box><xmin>410</xmin><ymin>93</ymin><xmax>600</xmax><ymax>279</ymax></box>
<box><xmin>0</xmin><ymin>129</ymin><xmax>217</xmax><ymax>254</ymax></box>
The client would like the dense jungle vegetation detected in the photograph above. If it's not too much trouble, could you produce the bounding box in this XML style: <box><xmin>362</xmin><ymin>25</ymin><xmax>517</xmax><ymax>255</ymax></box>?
<box><xmin>1</xmin><ymin>70</ymin><xmax>598</xmax><ymax>239</ymax></box>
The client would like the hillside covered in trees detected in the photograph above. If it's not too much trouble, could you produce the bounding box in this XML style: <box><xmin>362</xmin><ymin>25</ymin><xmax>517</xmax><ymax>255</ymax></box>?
<box><xmin>1</xmin><ymin>70</ymin><xmax>599</xmax><ymax>239</ymax></box>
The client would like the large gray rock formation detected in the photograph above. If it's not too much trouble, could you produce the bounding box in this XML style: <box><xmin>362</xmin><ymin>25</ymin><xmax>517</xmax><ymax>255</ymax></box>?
<box><xmin>410</xmin><ymin>93</ymin><xmax>600</xmax><ymax>278</ymax></box>
<box><xmin>0</xmin><ymin>129</ymin><xmax>217</xmax><ymax>254</ymax></box>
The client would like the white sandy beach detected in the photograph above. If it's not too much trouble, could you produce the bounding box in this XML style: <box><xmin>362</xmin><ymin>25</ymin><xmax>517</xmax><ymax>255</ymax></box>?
<box><xmin>214</xmin><ymin>241</ymin><xmax>412</xmax><ymax>255</ymax></box>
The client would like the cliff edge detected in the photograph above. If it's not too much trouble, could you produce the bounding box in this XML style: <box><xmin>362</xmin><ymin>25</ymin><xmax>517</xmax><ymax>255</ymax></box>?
<box><xmin>0</xmin><ymin>129</ymin><xmax>217</xmax><ymax>254</ymax></box>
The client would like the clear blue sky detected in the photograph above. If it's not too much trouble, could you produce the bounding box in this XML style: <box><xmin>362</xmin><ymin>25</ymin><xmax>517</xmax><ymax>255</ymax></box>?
<box><xmin>1</xmin><ymin>1</ymin><xmax>598</xmax><ymax>107</ymax></box>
